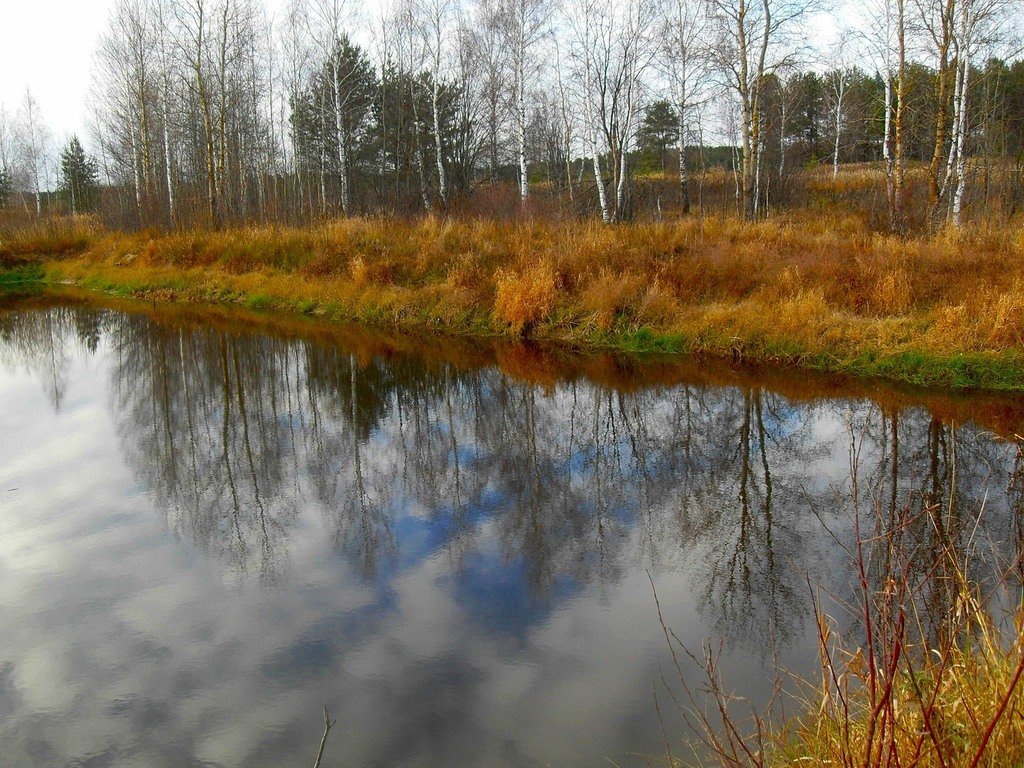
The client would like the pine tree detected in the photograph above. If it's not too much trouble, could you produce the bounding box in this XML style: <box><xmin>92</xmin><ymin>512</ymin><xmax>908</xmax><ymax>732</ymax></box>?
<box><xmin>637</xmin><ymin>101</ymin><xmax>679</xmax><ymax>172</ymax></box>
<box><xmin>0</xmin><ymin>167</ymin><xmax>12</xmax><ymax>207</ymax></box>
<box><xmin>60</xmin><ymin>135</ymin><xmax>99</xmax><ymax>214</ymax></box>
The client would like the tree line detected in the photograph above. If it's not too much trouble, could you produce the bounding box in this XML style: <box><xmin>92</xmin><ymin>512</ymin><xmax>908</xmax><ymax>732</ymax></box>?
<box><xmin>0</xmin><ymin>0</ymin><xmax>1021</xmax><ymax>230</ymax></box>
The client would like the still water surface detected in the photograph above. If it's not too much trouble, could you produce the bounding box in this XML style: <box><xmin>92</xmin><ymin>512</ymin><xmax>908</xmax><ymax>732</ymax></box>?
<box><xmin>1</xmin><ymin>296</ymin><xmax>1022</xmax><ymax>768</ymax></box>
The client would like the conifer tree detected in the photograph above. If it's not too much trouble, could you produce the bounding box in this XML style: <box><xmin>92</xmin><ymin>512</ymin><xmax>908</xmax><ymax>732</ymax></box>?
<box><xmin>60</xmin><ymin>135</ymin><xmax>98</xmax><ymax>214</ymax></box>
<box><xmin>0</xmin><ymin>167</ymin><xmax>12</xmax><ymax>207</ymax></box>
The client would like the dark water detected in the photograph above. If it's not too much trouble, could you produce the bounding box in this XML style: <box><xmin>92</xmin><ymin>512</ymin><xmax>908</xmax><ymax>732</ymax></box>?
<box><xmin>1</xmin><ymin>296</ymin><xmax>1022</xmax><ymax>768</ymax></box>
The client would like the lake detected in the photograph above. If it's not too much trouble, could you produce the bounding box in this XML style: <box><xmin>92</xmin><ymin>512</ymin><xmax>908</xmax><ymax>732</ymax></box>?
<box><xmin>1</xmin><ymin>294</ymin><xmax>1021</xmax><ymax>768</ymax></box>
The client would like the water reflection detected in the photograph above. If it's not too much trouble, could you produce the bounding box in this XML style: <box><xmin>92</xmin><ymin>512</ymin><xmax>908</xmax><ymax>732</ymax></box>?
<box><xmin>0</xmin><ymin>298</ymin><xmax>1021</xmax><ymax>768</ymax></box>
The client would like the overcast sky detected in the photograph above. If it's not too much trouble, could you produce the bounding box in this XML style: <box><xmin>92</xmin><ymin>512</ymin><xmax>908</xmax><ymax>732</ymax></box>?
<box><xmin>0</xmin><ymin>0</ymin><xmax>278</xmax><ymax>143</ymax></box>
<box><xmin>0</xmin><ymin>3</ymin><xmax>110</xmax><ymax>142</ymax></box>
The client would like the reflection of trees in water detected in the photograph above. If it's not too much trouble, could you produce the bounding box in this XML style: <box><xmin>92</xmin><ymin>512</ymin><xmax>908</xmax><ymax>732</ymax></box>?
<box><xmin>673</xmin><ymin>389</ymin><xmax>821</xmax><ymax>641</ymax></box>
<box><xmin>847</xmin><ymin>406</ymin><xmax>1024</xmax><ymax>645</ymax></box>
<box><xmin>303</xmin><ymin>345</ymin><xmax>396</xmax><ymax>579</ymax></box>
<box><xmin>1</xmin><ymin>305</ymin><xmax>1020</xmax><ymax>642</ymax></box>
<box><xmin>0</xmin><ymin>305</ymin><xmax>105</xmax><ymax>410</ymax></box>
<box><xmin>104</xmin><ymin>314</ymin><xmax>299</xmax><ymax>584</ymax></box>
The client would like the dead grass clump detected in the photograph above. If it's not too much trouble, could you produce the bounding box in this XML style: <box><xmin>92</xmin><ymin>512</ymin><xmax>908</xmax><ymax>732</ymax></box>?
<box><xmin>299</xmin><ymin>252</ymin><xmax>340</xmax><ymax>278</ymax></box>
<box><xmin>349</xmin><ymin>253</ymin><xmax>398</xmax><ymax>287</ymax></box>
<box><xmin>870</xmin><ymin>268</ymin><xmax>913</xmax><ymax>316</ymax></box>
<box><xmin>579</xmin><ymin>269</ymin><xmax>649</xmax><ymax>330</ymax></box>
<box><xmin>350</xmin><ymin>255</ymin><xmax>369</xmax><ymax>287</ymax></box>
<box><xmin>444</xmin><ymin>253</ymin><xmax>486</xmax><ymax>292</ymax></box>
<box><xmin>769</xmin><ymin>288</ymin><xmax>832</xmax><ymax>338</ymax></box>
<box><xmin>493</xmin><ymin>262</ymin><xmax>558</xmax><ymax>335</ymax></box>
<box><xmin>0</xmin><ymin>215</ymin><xmax>101</xmax><ymax>262</ymax></box>
<box><xmin>637</xmin><ymin>279</ymin><xmax>680</xmax><ymax>327</ymax></box>
<box><xmin>932</xmin><ymin>284</ymin><xmax>1024</xmax><ymax>351</ymax></box>
<box><xmin>978</xmin><ymin>288</ymin><xmax>1024</xmax><ymax>348</ymax></box>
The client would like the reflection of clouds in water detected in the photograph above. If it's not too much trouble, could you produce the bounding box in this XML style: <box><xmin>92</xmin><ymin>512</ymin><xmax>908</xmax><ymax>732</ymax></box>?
<box><xmin>0</xmin><ymin>304</ymin><xmax>1020</xmax><ymax>768</ymax></box>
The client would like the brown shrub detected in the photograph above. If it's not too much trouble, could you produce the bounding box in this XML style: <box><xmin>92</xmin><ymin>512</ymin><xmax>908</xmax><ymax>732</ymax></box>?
<box><xmin>579</xmin><ymin>269</ymin><xmax>649</xmax><ymax>329</ymax></box>
<box><xmin>493</xmin><ymin>262</ymin><xmax>558</xmax><ymax>334</ymax></box>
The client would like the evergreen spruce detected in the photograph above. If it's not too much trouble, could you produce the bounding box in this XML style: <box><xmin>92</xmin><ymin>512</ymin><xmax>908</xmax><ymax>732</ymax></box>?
<box><xmin>60</xmin><ymin>135</ymin><xmax>99</xmax><ymax>214</ymax></box>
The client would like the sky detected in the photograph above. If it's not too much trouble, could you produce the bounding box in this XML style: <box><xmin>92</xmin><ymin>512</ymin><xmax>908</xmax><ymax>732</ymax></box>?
<box><xmin>0</xmin><ymin>3</ymin><xmax>112</xmax><ymax>143</ymax></box>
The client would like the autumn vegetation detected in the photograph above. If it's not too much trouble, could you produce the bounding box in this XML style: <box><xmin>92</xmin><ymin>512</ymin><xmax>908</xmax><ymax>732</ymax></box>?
<box><xmin>2</xmin><ymin>167</ymin><xmax>1023</xmax><ymax>390</ymax></box>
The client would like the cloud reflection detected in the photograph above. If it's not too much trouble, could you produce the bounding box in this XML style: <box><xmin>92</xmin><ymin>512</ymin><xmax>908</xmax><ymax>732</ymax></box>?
<box><xmin>0</xmin><ymin>302</ymin><xmax>1020</xmax><ymax>768</ymax></box>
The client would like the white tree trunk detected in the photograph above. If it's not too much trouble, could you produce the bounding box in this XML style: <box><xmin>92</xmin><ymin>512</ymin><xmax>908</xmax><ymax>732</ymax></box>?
<box><xmin>942</xmin><ymin>58</ymin><xmax>964</xmax><ymax>198</ymax></box>
<box><xmin>517</xmin><ymin>66</ymin><xmax>529</xmax><ymax>203</ymax></box>
<box><xmin>832</xmin><ymin>76</ymin><xmax>845</xmax><ymax>180</ymax></box>
<box><xmin>583</xmin><ymin>61</ymin><xmax>610</xmax><ymax>223</ymax></box>
<box><xmin>432</xmin><ymin>79</ymin><xmax>447</xmax><ymax>206</ymax></box>
<box><xmin>333</xmin><ymin>61</ymin><xmax>351</xmax><ymax>216</ymax></box>
<box><xmin>951</xmin><ymin>54</ymin><xmax>970</xmax><ymax>225</ymax></box>
<box><xmin>130</xmin><ymin>119</ymin><xmax>144</xmax><ymax>215</ymax></box>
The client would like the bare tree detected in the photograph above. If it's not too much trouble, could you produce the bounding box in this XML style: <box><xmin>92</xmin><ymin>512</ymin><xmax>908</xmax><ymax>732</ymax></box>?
<box><xmin>566</xmin><ymin>0</ymin><xmax>613</xmax><ymax>221</ymax></box>
<box><xmin>707</xmin><ymin>0</ymin><xmax>813</xmax><ymax>218</ymax></box>
<box><xmin>826</xmin><ymin>38</ymin><xmax>854</xmax><ymax>180</ymax></box>
<box><xmin>305</xmin><ymin>0</ymin><xmax>357</xmax><ymax>215</ymax></box>
<box><xmin>946</xmin><ymin>0</ymin><xmax>1015</xmax><ymax>223</ymax></box>
<box><xmin>498</xmin><ymin>0</ymin><xmax>552</xmax><ymax>205</ymax></box>
<box><xmin>469</xmin><ymin>0</ymin><xmax>511</xmax><ymax>181</ymax></box>
<box><xmin>16</xmin><ymin>89</ymin><xmax>49</xmax><ymax>218</ymax></box>
<box><xmin>661</xmin><ymin>0</ymin><xmax>712</xmax><ymax>212</ymax></box>
<box><xmin>417</xmin><ymin>0</ymin><xmax>457</xmax><ymax>208</ymax></box>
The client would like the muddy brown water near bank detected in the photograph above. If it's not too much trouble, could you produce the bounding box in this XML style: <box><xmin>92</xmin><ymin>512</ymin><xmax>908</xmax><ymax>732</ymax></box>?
<box><xmin>1</xmin><ymin>292</ymin><xmax>1022</xmax><ymax>768</ymax></box>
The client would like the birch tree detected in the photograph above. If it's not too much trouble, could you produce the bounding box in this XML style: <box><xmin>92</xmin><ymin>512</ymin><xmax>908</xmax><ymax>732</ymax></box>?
<box><xmin>568</xmin><ymin>0</ymin><xmax>657</xmax><ymax>222</ymax></box>
<box><xmin>661</xmin><ymin>0</ymin><xmax>711</xmax><ymax>212</ymax></box>
<box><xmin>566</xmin><ymin>0</ymin><xmax>613</xmax><ymax>221</ymax></box>
<box><xmin>173</xmin><ymin>0</ymin><xmax>221</xmax><ymax>226</ymax></box>
<box><xmin>945</xmin><ymin>0</ymin><xmax>1014</xmax><ymax>223</ymax></box>
<box><xmin>469</xmin><ymin>0</ymin><xmax>510</xmax><ymax>180</ymax></box>
<box><xmin>16</xmin><ymin>89</ymin><xmax>48</xmax><ymax>218</ymax></box>
<box><xmin>858</xmin><ymin>0</ymin><xmax>908</xmax><ymax>227</ymax></box>
<box><xmin>306</xmin><ymin>0</ymin><xmax>357</xmax><ymax>214</ymax></box>
<box><xmin>499</xmin><ymin>0</ymin><xmax>551</xmax><ymax>205</ymax></box>
<box><xmin>417</xmin><ymin>0</ymin><xmax>457</xmax><ymax>208</ymax></box>
<box><xmin>707</xmin><ymin>0</ymin><xmax>812</xmax><ymax>218</ymax></box>
<box><xmin>825</xmin><ymin>40</ymin><xmax>854</xmax><ymax>179</ymax></box>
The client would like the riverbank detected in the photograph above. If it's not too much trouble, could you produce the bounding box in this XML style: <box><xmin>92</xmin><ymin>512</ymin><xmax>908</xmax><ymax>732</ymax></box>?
<box><xmin>3</xmin><ymin>214</ymin><xmax>1024</xmax><ymax>390</ymax></box>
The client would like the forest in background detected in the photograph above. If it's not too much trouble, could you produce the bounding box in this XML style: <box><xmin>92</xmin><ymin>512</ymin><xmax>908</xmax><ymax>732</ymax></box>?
<box><xmin>0</xmin><ymin>0</ymin><xmax>1021</xmax><ymax>233</ymax></box>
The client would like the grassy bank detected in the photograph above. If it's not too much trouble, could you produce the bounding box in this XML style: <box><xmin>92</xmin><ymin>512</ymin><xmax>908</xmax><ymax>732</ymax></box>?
<box><xmin>3</xmin><ymin>214</ymin><xmax>1024</xmax><ymax>389</ymax></box>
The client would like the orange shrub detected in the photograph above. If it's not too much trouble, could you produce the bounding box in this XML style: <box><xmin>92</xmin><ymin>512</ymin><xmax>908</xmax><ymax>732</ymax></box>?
<box><xmin>493</xmin><ymin>262</ymin><xmax>558</xmax><ymax>334</ymax></box>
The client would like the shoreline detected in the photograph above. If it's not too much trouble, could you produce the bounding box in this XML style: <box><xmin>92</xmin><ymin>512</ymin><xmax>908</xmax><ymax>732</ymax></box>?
<box><xmin>6</xmin><ymin>285</ymin><xmax>1024</xmax><ymax>440</ymax></box>
<box><xmin>6</xmin><ymin>264</ymin><xmax>1024</xmax><ymax>393</ymax></box>
<box><xmin>3</xmin><ymin>216</ymin><xmax>1024</xmax><ymax>391</ymax></box>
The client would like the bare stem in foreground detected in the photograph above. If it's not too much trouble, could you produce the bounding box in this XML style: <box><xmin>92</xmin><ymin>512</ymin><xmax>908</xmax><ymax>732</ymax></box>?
<box><xmin>313</xmin><ymin>705</ymin><xmax>337</xmax><ymax>768</ymax></box>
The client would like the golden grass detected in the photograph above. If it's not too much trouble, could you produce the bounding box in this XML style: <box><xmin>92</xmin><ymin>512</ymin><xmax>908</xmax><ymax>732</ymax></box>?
<box><xmin>3</xmin><ymin>211</ymin><xmax>1024</xmax><ymax>387</ymax></box>
<box><xmin>775</xmin><ymin>615</ymin><xmax>1024</xmax><ymax>767</ymax></box>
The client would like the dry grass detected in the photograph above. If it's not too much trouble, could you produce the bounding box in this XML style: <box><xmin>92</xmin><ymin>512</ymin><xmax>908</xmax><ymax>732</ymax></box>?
<box><xmin>3</xmin><ymin>211</ymin><xmax>1024</xmax><ymax>387</ymax></box>
<box><xmin>780</xmin><ymin>612</ymin><xmax>1024</xmax><ymax>767</ymax></box>
<box><xmin>494</xmin><ymin>261</ymin><xmax>558</xmax><ymax>334</ymax></box>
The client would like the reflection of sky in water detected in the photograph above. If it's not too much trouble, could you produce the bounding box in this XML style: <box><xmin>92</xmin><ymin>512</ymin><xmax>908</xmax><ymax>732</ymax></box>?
<box><xmin>0</xmin><ymin>303</ymin><xmax>1020</xmax><ymax>768</ymax></box>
